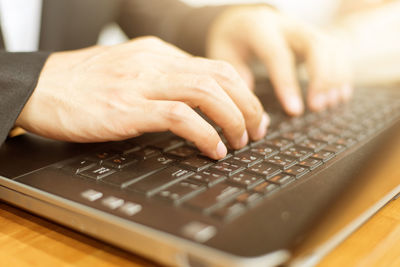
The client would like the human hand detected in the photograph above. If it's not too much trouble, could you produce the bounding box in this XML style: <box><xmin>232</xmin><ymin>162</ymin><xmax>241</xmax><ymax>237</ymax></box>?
<box><xmin>16</xmin><ymin>37</ymin><xmax>268</xmax><ymax>160</ymax></box>
<box><xmin>207</xmin><ymin>5</ymin><xmax>353</xmax><ymax>115</ymax></box>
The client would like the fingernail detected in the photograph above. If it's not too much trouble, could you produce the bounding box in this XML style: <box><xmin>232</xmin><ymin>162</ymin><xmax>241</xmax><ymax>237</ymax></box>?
<box><xmin>238</xmin><ymin>130</ymin><xmax>249</xmax><ymax>148</ymax></box>
<box><xmin>288</xmin><ymin>96</ymin><xmax>304</xmax><ymax>115</ymax></box>
<box><xmin>342</xmin><ymin>84</ymin><xmax>353</xmax><ymax>101</ymax></box>
<box><xmin>216</xmin><ymin>141</ymin><xmax>227</xmax><ymax>159</ymax></box>
<box><xmin>256</xmin><ymin>113</ymin><xmax>270</xmax><ymax>139</ymax></box>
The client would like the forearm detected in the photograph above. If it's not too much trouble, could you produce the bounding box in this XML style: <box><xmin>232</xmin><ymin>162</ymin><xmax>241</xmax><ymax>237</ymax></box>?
<box><xmin>0</xmin><ymin>51</ymin><xmax>50</xmax><ymax>146</ymax></box>
<box><xmin>117</xmin><ymin>0</ymin><xmax>227</xmax><ymax>56</ymax></box>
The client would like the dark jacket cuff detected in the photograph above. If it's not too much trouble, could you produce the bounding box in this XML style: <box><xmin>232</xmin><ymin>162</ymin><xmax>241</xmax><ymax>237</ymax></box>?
<box><xmin>0</xmin><ymin>51</ymin><xmax>50</xmax><ymax>146</ymax></box>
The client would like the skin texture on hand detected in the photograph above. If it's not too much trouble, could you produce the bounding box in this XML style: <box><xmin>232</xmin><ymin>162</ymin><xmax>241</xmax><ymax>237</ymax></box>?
<box><xmin>16</xmin><ymin>37</ymin><xmax>269</xmax><ymax>160</ymax></box>
<box><xmin>206</xmin><ymin>5</ymin><xmax>354</xmax><ymax>116</ymax></box>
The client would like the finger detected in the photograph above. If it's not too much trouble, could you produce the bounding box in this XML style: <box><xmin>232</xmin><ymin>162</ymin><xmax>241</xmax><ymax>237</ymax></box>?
<box><xmin>307</xmin><ymin>49</ymin><xmax>352</xmax><ymax>110</ymax></box>
<box><xmin>250</xmin><ymin>29</ymin><xmax>304</xmax><ymax>116</ymax></box>
<box><xmin>129</xmin><ymin>100</ymin><xmax>227</xmax><ymax>160</ymax></box>
<box><xmin>281</xmin><ymin>21</ymin><xmax>335</xmax><ymax>111</ymax></box>
<box><xmin>305</xmin><ymin>42</ymin><xmax>336</xmax><ymax>111</ymax></box>
<box><xmin>138</xmin><ymin>73</ymin><xmax>249</xmax><ymax>149</ymax></box>
<box><xmin>167</xmin><ymin>57</ymin><xmax>268</xmax><ymax>141</ymax></box>
<box><xmin>207</xmin><ymin>40</ymin><xmax>255</xmax><ymax>90</ymax></box>
<box><xmin>333</xmin><ymin>48</ymin><xmax>354</xmax><ymax>103</ymax></box>
<box><xmin>196</xmin><ymin>58</ymin><xmax>267</xmax><ymax>140</ymax></box>
<box><xmin>287</xmin><ymin>26</ymin><xmax>350</xmax><ymax>111</ymax></box>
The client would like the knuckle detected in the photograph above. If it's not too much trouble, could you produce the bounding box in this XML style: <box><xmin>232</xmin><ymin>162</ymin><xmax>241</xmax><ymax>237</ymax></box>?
<box><xmin>109</xmin><ymin>122</ymin><xmax>140</xmax><ymax>139</ymax></box>
<box><xmin>225</xmin><ymin>114</ymin><xmax>246</xmax><ymax>133</ymax></box>
<box><xmin>189</xmin><ymin>75</ymin><xmax>221</xmax><ymax>99</ymax></box>
<box><xmin>245</xmin><ymin>102</ymin><xmax>260</xmax><ymax>120</ymax></box>
<box><xmin>165</xmin><ymin>102</ymin><xmax>191</xmax><ymax>123</ymax></box>
<box><xmin>135</xmin><ymin>36</ymin><xmax>164</xmax><ymax>46</ymax></box>
<box><xmin>213</xmin><ymin>60</ymin><xmax>238</xmax><ymax>79</ymax></box>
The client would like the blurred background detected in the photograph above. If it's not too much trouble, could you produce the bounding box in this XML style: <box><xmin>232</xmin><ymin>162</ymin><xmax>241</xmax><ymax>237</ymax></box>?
<box><xmin>99</xmin><ymin>0</ymin><xmax>400</xmax><ymax>86</ymax></box>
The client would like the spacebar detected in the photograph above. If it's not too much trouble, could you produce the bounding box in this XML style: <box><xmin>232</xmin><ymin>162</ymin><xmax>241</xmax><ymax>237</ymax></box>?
<box><xmin>125</xmin><ymin>166</ymin><xmax>193</xmax><ymax>196</ymax></box>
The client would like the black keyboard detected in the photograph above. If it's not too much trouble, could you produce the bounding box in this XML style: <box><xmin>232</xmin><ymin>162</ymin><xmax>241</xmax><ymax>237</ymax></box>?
<box><xmin>62</xmin><ymin>90</ymin><xmax>400</xmax><ymax>222</ymax></box>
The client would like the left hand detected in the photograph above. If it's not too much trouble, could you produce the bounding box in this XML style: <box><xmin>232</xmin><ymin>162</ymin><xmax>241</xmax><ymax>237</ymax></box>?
<box><xmin>206</xmin><ymin>5</ymin><xmax>353</xmax><ymax>116</ymax></box>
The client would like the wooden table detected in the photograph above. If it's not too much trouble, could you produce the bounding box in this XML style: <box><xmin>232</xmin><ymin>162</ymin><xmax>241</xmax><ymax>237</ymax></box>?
<box><xmin>1</xmin><ymin>131</ymin><xmax>400</xmax><ymax>266</ymax></box>
<box><xmin>2</xmin><ymin>197</ymin><xmax>400</xmax><ymax>267</ymax></box>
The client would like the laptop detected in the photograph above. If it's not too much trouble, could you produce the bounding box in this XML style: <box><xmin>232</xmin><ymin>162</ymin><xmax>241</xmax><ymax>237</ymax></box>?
<box><xmin>1</xmin><ymin>80</ymin><xmax>399</xmax><ymax>267</ymax></box>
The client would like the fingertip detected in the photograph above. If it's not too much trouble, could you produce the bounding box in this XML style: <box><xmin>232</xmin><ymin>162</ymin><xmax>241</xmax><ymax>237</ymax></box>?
<box><xmin>215</xmin><ymin>141</ymin><xmax>228</xmax><ymax>159</ymax></box>
<box><xmin>239</xmin><ymin>130</ymin><xmax>249</xmax><ymax>148</ymax></box>
<box><xmin>252</xmin><ymin>112</ymin><xmax>270</xmax><ymax>140</ymax></box>
<box><xmin>286</xmin><ymin>95</ymin><xmax>304</xmax><ymax>116</ymax></box>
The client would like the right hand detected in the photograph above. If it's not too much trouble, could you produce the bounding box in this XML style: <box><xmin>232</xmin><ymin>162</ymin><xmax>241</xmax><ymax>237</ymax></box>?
<box><xmin>16</xmin><ymin>37</ymin><xmax>268</xmax><ymax>160</ymax></box>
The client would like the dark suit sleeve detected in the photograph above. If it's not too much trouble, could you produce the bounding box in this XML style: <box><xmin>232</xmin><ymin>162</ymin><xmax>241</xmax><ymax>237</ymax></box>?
<box><xmin>117</xmin><ymin>0</ymin><xmax>227</xmax><ymax>56</ymax></box>
<box><xmin>0</xmin><ymin>51</ymin><xmax>50</xmax><ymax>146</ymax></box>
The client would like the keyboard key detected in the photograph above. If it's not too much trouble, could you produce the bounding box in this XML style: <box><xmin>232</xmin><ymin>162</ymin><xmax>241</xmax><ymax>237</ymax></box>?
<box><xmin>336</xmin><ymin>137</ymin><xmax>356</xmax><ymax>147</ymax></box>
<box><xmin>102</xmin><ymin>196</ymin><xmax>124</xmax><ymax>210</ymax></box>
<box><xmin>283</xmin><ymin>165</ymin><xmax>309</xmax><ymax>178</ymax></box>
<box><xmin>281</xmin><ymin>145</ymin><xmax>313</xmax><ymax>160</ymax></box>
<box><xmin>252</xmin><ymin>181</ymin><xmax>279</xmax><ymax>195</ymax></box>
<box><xmin>80</xmin><ymin>165</ymin><xmax>117</xmax><ymax>180</ymax></box>
<box><xmin>81</xmin><ymin>189</ymin><xmax>103</xmax><ymax>202</ymax></box>
<box><xmin>185</xmin><ymin>183</ymin><xmax>244</xmax><ymax>212</ymax></box>
<box><xmin>250</xmin><ymin>143</ymin><xmax>278</xmax><ymax>158</ymax></box>
<box><xmin>86</xmin><ymin>150</ymin><xmax>117</xmax><ymax>163</ymax></box>
<box><xmin>210</xmin><ymin>159</ymin><xmax>245</xmax><ymax>176</ymax></box>
<box><xmin>212</xmin><ymin>201</ymin><xmax>246</xmax><ymax>221</ymax></box>
<box><xmin>281</xmin><ymin>131</ymin><xmax>306</xmax><ymax>143</ymax></box>
<box><xmin>265</xmin><ymin>137</ymin><xmax>293</xmax><ymax>151</ymax></box>
<box><xmin>227</xmin><ymin>172</ymin><xmax>264</xmax><ymax>189</ymax></box>
<box><xmin>101</xmin><ymin>155</ymin><xmax>174</xmax><ymax>187</ymax></box>
<box><xmin>152</xmin><ymin>137</ymin><xmax>185</xmax><ymax>152</ymax></box>
<box><xmin>248</xmin><ymin>162</ymin><xmax>281</xmax><ymax>178</ymax></box>
<box><xmin>181</xmin><ymin>221</ymin><xmax>217</xmax><ymax>243</ymax></box>
<box><xmin>266</xmin><ymin>154</ymin><xmax>297</xmax><ymax>169</ymax></box>
<box><xmin>129</xmin><ymin>147</ymin><xmax>161</xmax><ymax>160</ymax></box>
<box><xmin>126</xmin><ymin>166</ymin><xmax>193</xmax><ymax>196</ymax></box>
<box><xmin>199</xmin><ymin>151</ymin><xmax>232</xmax><ymax>162</ymax></box>
<box><xmin>67</xmin><ymin>159</ymin><xmax>96</xmax><ymax>174</ymax></box>
<box><xmin>309</xmin><ymin>131</ymin><xmax>338</xmax><ymax>144</ymax></box>
<box><xmin>155</xmin><ymin>180</ymin><xmax>205</xmax><ymax>204</ymax></box>
<box><xmin>320</xmin><ymin>124</ymin><xmax>343</xmax><ymax>136</ymax></box>
<box><xmin>188</xmin><ymin>170</ymin><xmax>226</xmax><ymax>187</ymax></box>
<box><xmin>166</xmin><ymin>146</ymin><xmax>197</xmax><ymax>159</ymax></box>
<box><xmin>298</xmin><ymin>139</ymin><xmax>327</xmax><ymax>152</ymax></box>
<box><xmin>311</xmin><ymin>150</ymin><xmax>335</xmax><ymax>162</ymax></box>
<box><xmin>268</xmin><ymin>174</ymin><xmax>295</xmax><ymax>186</ymax></box>
<box><xmin>179</xmin><ymin>156</ymin><xmax>214</xmax><ymax>172</ymax></box>
<box><xmin>324</xmin><ymin>143</ymin><xmax>346</xmax><ymax>154</ymax></box>
<box><xmin>298</xmin><ymin>158</ymin><xmax>323</xmax><ymax>170</ymax></box>
<box><xmin>119</xmin><ymin>202</ymin><xmax>142</xmax><ymax>216</ymax></box>
<box><xmin>277</xmin><ymin>121</ymin><xmax>292</xmax><ymax>132</ymax></box>
<box><xmin>232</xmin><ymin>145</ymin><xmax>250</xmax><ymax>155</ymax></box>
<box><xmin>231</xmin><ymin>151</ymin><xmax>263</xmax><ymax>167</ymax></box>
<box><xmin>103</xmin><ymin>155</ymin><xmax>138</xmax><ymax>169</ymax></box>
<box><xmin>114</xmin><ymin>142</ymin><xmax>141</xmax><ymax>154</ymax></box>
<box><xmin>236</xmin><ymin>192</ymin><xmax>263</xmax><ymax>206</ymax></box>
